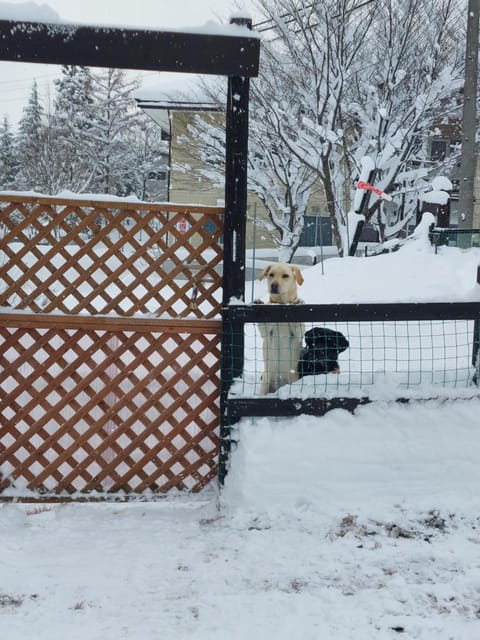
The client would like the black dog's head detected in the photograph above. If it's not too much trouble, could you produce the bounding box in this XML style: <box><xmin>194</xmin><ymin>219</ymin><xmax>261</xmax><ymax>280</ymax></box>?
<box><xmin>304</xmin><ymin>327</ymin><xmax>349</xmax><ymax>352</ymax></box>
<box><xmin>298</xmin><ymin>327</ymin><xmax>349</xmax><ymax>377</ymax></box>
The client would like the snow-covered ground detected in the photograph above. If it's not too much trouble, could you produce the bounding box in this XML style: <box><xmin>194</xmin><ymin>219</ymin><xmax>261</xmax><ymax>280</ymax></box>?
<box><xmin>2</xmin><ymin>217</ymin><xmax>480</xmax><ymax>639</ymax></box>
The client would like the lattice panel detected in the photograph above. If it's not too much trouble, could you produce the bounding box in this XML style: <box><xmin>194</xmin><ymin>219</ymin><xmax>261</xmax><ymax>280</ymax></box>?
<box><xmin>0</xmin><ymin>322</ymin><xmax>221</xmax><ymax>495</ymax></box>
<box><xmin>0</xmin><ymin>195</ymin><xmax>223</xmax><ymax>318</ymax></box>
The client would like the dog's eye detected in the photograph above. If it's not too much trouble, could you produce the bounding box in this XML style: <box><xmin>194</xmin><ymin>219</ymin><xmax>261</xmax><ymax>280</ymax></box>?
<box><xmin>282</xmin><ymin>274</ymin><xmax>289</xmax><ymax>278</ymax></box>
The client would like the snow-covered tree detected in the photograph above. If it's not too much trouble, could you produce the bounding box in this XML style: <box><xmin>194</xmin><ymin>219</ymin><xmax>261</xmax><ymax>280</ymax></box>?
<box><xmin>181</xmin><ymin>65</ymin><xmax>318</xmax><ymax>261</ymax></box>
<box><xmin>253</xmin><ymin>0</ymin><xmax>465</xmax><ymax>252</ymax></box>
<box><xmin>79</xmin><ymin>69</ymin><xmax>142</xmax><ymax>195</ymax></box>
<box><xmin>53</xmin><ymin>65</ymin><xmax>95</xmax><ymax>191</ymax></box>
<box><xmin>346</xmin><ymin>0</ymin><xmax>465</xmax><ymax>241</ymax></box>
<box><xmin>7</xmin><ymin>67</ymin><xmax>168</xmax><ymax>199</ymax></box>
<box><xmin>247</xmin><ymin>46</ymin><xmax>319</xmax><ymax>261</ymax></box>
<box><xmin>121</xmin><ymin>117</ymin><xmax>168</xmax><ymax>200</ymax></box>
<box><xmin>16</xmin><ymin>80</ymin><xmax>45</xmax><ymax>189</ymax></box>
<box><xmin>35</xmin><ymin>108</ymin><xmax>68</xmax><ymax>195</ymax></box>
<box><xmin>0</xmin><ymin>116</ymin><xmax>18</xmax><ymax>189</ymax></box>
<box><xmin>16</xmin><ymin>81</ymin><xmax>74</xmax><ymax>194</ymax></box>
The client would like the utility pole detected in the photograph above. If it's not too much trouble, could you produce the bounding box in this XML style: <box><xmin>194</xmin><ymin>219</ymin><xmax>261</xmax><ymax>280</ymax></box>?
<box><xmin>457</xmin><ymin>0</ymin><xmax>479</xmax><ymax>237</ymax></box>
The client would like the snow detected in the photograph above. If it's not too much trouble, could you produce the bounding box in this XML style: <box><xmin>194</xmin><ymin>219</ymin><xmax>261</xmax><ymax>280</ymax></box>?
<box><xmin>0</xmin><ymin>1</ymin><xmax>60</xmax><ymax>22</ymax></box>
<box><xmin>302</xmin><ymin>229</ymin><xmax>480</xmax><ymax>304</ymax></box>
<box><xmin>432</xmin><ymin>176</ymin><xmax>453</xmax><ymax>192</ymax></box>
<box><xmin>0</xmin><ymin>1</ymin><xmax>258</xmax><ymax>37</ymax></box>
<box><xmin>0</xmin><ymin>188</ymin><xmax>152</xmax><ymax>203</ymax></box>
<box><xmin>421</xmin><ymin>190</ymin><xmax>450</xmax><ymax>206</ymax></box>
<box><xmin>2</xmin><ymin>214</ymin><xmax>480</xmax><ymax>638</ymax></box>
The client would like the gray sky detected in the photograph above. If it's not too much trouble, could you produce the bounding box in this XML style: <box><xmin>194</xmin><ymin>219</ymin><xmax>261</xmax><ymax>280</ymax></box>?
<box><xmin>0</xmin><ymin>0</ymin><xmax>247</xmax><ymax>127</ymax></box>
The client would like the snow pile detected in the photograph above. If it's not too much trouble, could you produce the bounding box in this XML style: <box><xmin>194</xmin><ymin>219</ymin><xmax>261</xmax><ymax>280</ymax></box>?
<box><xmin>251</xmin><ymin>215</ymin><xmax>480</xmax><ymax>305</ymax></box>
<box><xmin>3</xmin><ymin>497</ymin><xmax>480</xmax><ymax>639</ymax></box>
<box><xmin>300</xmin><ymin>234</ymin><xmax>480</xmax><ymax>305</ymax></box>
<box><xmin>222</xmin><ymin>400</ymin><xmax>480</xmax><ymax>517</ymax></box>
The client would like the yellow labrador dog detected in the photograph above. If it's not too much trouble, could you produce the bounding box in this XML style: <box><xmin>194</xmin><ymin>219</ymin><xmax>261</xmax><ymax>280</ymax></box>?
<box><xmin>256</xmin><ymin>263</ymin><xmax>305</xmax><ymax>394</ymax></box>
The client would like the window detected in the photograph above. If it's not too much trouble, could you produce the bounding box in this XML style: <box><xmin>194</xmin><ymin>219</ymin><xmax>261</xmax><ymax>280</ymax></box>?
<box><xmin>430</xmin><ymin>139</ymin><xmax>448</xmax><ymax>161</ymax></box>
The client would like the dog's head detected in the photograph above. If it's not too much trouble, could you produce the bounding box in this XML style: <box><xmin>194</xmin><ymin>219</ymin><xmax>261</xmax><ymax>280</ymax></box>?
<box><xmin>258</xmin><ymin>262</ymin><xmax>304</xmax><ymax>303</ymax></box>
<box><xmin>304</xmin><ymin>327</ymin><xmax>349</xmax><ymax>353</ymax></box>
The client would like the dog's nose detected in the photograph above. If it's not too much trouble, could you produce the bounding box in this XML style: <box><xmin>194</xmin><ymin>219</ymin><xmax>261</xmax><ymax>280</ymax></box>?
<box><xmin>270</xmin><ymin>282</ymin><xmax>279</xmax><ymax>293</ymax></box>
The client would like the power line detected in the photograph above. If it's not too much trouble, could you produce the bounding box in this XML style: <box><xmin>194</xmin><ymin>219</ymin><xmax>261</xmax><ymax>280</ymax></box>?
<box><xmin>253</xmin><ymin>0</ymin><xmax>377</xmax><ymax>33</ymax></box>
<box><xmin>253</xmin><ymin>2</ymin><xmax>318</xmax><ymax>31</ymax></box>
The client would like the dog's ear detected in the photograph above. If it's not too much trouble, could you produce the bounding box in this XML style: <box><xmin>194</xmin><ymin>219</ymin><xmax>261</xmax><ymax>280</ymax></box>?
<box><xmin>292</xmin><ymin>266</ymin><xmax>304</xmax><ymax>286</ymax></box>
<box><xmin>258</xmin><ymin>265</ymin><xmax>271</xmax><ymax>281</ymax></box>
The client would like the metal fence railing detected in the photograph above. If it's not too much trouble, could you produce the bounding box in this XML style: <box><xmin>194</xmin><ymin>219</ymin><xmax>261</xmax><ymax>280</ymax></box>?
<box><xmin>219</xmin><ymin>302</ymin><xmax>480</xmax><ymax>482</ymax></box>
<box><xmin>429</xmin><ymin>226</ymin><xmax>480</xmax><ymax>250</ymax></box>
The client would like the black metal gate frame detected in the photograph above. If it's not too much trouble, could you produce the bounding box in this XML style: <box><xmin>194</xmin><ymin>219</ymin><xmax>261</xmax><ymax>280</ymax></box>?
<box><xmin>218</xmin><ymin>301</ymin><xmax>480</xmax><ymax>484</ymax></box>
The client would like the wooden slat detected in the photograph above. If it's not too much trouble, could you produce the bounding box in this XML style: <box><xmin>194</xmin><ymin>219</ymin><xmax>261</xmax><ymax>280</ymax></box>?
<box><xmin>0</xmin><ymin>313</ymin><xmax>221</xmax><ymax>333</ymax></box>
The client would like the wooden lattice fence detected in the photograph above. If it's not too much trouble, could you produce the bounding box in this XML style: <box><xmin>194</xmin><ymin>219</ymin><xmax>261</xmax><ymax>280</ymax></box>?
<box><xmin>0</xmin><ymin>195</ymin><xmax>223</xmax><ymax>497</ymax></box>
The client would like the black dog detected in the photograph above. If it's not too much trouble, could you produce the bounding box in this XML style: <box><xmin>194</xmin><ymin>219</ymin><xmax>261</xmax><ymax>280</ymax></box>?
<box><xmin>298</xmin><ymin>327</ymin><xmax>349</xmax><ymax>378</ymax></box>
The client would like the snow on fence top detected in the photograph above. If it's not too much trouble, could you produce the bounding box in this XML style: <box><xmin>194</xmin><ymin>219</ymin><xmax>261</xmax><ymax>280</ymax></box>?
<box><xmin>0</xmin><ymin>11</ymin><xmax>260</xmax><ymax>76</ymax></box>
<box><xmin>0</xmin><ymin>1</ymin><xmax>260</xmax><ymax>37</ymax></box>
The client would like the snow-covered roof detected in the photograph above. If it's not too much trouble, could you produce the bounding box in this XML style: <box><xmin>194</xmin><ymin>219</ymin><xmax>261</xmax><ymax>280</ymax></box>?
<box><xmin>137</xmin><ymin>99</ymin><xmax>222</xmax><ymax>112</ymax></box>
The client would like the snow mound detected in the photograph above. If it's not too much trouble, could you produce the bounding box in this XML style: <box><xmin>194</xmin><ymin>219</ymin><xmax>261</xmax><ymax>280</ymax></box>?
<box><xmin>301</xmin><ymin>240</ymin><xmax>480</xmax><ymax>304</ymax></box>
<box><xmin>222</xmin><ymin>399</ymin><xmax>480</xmax><ymax>519</ymax></box>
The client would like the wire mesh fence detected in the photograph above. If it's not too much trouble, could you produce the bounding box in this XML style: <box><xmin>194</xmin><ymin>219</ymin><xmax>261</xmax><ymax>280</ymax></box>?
<box><xmin>429</xmin><ymin>227</ymin><xmax>480</xmax><ymax>251</ymax></box>
<box><xmin>223</xmin><ymin>304</ymin><xmax>480</xmax><ymax>402</ymax></box>
<box><xmin>229</xmin><ymin>319</ymin><xmax>475</xmax><ymax>397</ymax></box>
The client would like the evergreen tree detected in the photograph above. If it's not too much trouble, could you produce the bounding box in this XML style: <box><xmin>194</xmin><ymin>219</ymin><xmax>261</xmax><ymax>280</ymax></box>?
<box><xmin>0</xmin><ymin>116</ymin><xmax>19</xmax><ymax>189</ymax></box>
<box><xmin>16</xmin><ymin>80</ymin><xmax>45</xmax><ymax>190</ymax></box>
<box><xmin>81</xmin><ymin>68</ymin><xmax>142</xmax><ymax>195</ymax></box>
<box><xmin>7</xmin><ymin>68</ymin><xmax>180</xmax><ymax>200</ymax></box>
<box><xmin>53</xmin><ymin>65</ymin><xmax>95</xmax><ymax>191</ymax></box>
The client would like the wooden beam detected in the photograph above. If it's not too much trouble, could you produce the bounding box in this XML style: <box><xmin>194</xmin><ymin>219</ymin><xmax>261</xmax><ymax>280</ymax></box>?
<box><xmin>0</xmin><ymin>313</ymin><xmax>221</xmax><ymax>334</ymax></box>
<box><xmin>0</xmin><ymin>193</ymin><xmax>225</xmax><ymax>215</ymax></box>
<box><xmin>0</xmin><ymin>20</ymin><xmax>260</xmax><ymax>77</ymax></box>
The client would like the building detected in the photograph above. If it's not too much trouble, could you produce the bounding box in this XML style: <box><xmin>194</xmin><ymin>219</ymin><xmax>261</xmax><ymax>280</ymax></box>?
<box><xmin>136</xmin><ymin>98</ymin><xmax>329</xmax><ymax>255</ymax></box>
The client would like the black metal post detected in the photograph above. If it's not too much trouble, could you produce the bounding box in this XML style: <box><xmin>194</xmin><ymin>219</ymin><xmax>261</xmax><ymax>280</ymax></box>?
<box><xmin>348</xmin><ymin>219</ymin><xmax>365</xmax><ymax>257</ymax></box>
<box><xmin>222</xmin><ymin>17</ymin><xmax>251</xmax><ymax>307</ymax></box>
<box><xmin>473</xmin><ymin>265</ymin><xmax>480</xmax><ymax>384</ymax></box>
<box><xmin>219</xmin><ymin>16</ymin><xmax>253</xmax><ymax>485</ymax></box>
